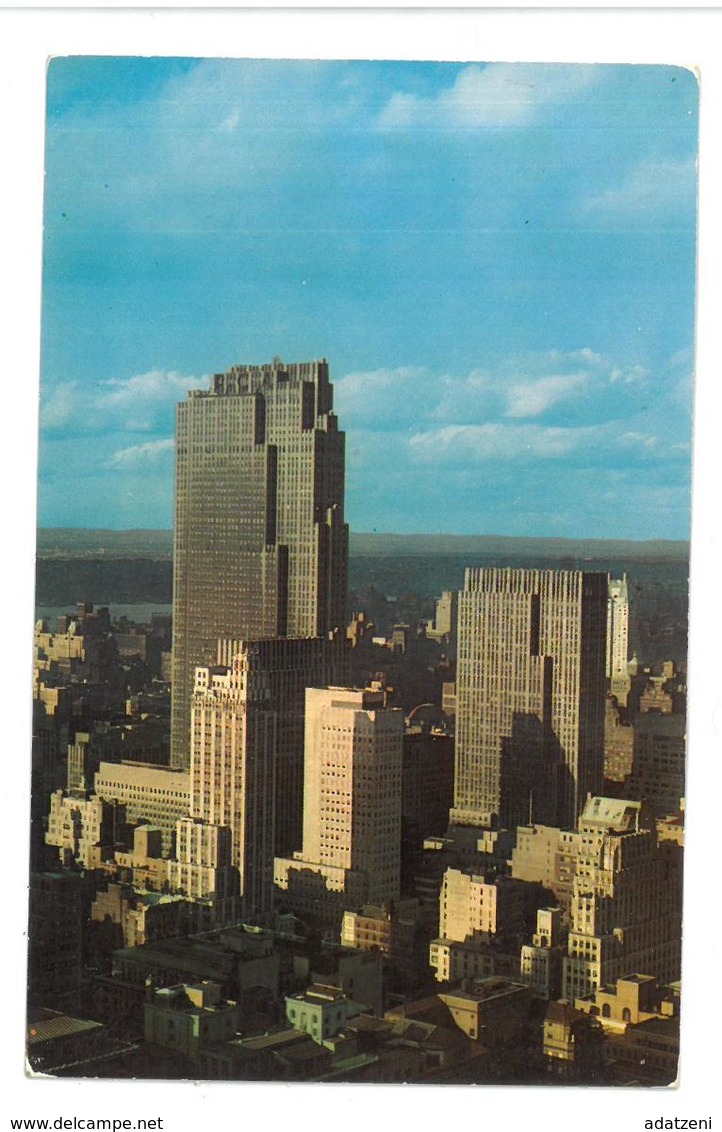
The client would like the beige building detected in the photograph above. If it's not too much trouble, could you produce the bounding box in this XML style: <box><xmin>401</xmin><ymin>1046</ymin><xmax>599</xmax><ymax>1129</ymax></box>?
<box><xmin>452</xmin><ymin>568</ymin><xmax>607</xmax><ymax>832</ymax></box>
<box><xmin>606</xmin><ymin>576</ymin><xmax>630</xmax><ymax>690</ymax></box>
<box><xmin>562</xmin><ymin>797</ymin><xmax>682</xmax><ymax>999</ymax></box>
<box><xmin>574</xmin><ymin>973</ymin><xmax>679</xmax><ymax>1031</ymax></box>
<box><xmin>113</xmin><ymin>824</ymin><xmax>169</xmax><ymax>892</ymax></box>
<box><xmin>574</xmin><ymin>975</ymin><xmax>680</xmax><ymax>1085</ymax></box>
<box><xmin>510</xmin><ymin>823</ymin><xmax>578</xmax><ymax>916</ymax></box>
<box><xmin>512</xmin><ymin>798</ymin><xmax>683</xmax><ymax>1000</ymax></box>
<box><xmin>168</xmin><ymin>819</ymin><xmax>239</xmax><ymax>922</ymax></box>
<box><xmin>171</xmin><ymin>358</ymin><xmax>348</xmax><ymax>768</ymax></box>
<box><xmin>429</xmin><ymin>868</ymin><xmax>526</xmax><ymax>985</ymax></box>
<box><xmin>46</xmin><ymin>790</ymin><xmax>128</xmax><ymax>869</ymax></box>
<box><xmin>438</xmin><ymin>980</ymin><xmax>532</xmax><ymax>1046</ymax></box>
<box><xmin>180</xmin><ymin>638</ymin><xmax>344</xmax><ymax>921</ymax></box>
<box><xmin>429</xmin><ymin>939</ymin><xmax>498</xmax><ymax>984</ymax></box>
<box><xmin>93</xmin><ymin>761</ymin><xmax>190</xmax><ymax>856</ymax></box>
<box><xmin>427</xmin><ymin>591</ymin><xmax>458</xmax><ymax>644</ymax></box>
<box><xmin>519</xmin><ymin>906</ymin><xmax>564</xmax><ymax>998</ymax></box>
<box><xmin>438</xmin><ymin>868</ymin><xmax>525</xmax><ymax>944</ymax></box>
<box><xmin>274</xmin><ymin>687</ymin><xmax>404</xmax><ymax>924</ymax></box>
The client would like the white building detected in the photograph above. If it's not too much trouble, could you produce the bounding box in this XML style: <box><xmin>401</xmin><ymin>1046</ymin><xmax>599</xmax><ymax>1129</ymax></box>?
<box><xmin>606</xmin><ymin>575</ymin><xmax>630</xmax><ymax>681</ymax></box>
<box><xmin>274</xmin><ymin>687</ymin><xmax>404</xmax><ymax>925</ymax></box>
<box><xmin>562</xmin><ymin>797</ymin><xmax>682</xmax><ymax>999</ymax></box>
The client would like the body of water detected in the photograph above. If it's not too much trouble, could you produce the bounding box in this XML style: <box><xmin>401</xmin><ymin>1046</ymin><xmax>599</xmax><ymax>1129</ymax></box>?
<box><xmin>35</xmin><ymin>604</ymin><xmax>173</xmax><ymax>628</ymax></box>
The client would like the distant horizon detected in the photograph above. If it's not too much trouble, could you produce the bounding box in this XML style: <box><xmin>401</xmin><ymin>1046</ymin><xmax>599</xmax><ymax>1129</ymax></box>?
<box><xmin>36</xmin><ymin>525</ymin><xmax>691</xmax><ymax>547</ymax></box>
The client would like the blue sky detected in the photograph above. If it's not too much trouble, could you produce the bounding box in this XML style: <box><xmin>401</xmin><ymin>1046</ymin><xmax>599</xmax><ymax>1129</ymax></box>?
<box><xmin>38</xmin><ymin>58</ymin><xmax>698</xmax><ymax>540</ymax></box>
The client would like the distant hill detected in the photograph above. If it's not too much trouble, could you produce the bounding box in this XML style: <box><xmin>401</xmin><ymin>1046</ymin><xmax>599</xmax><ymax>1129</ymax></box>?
<box><xmin>34</xmin><ymin>527</ymin><xmax>689</xmax><ymax>666</ymax></box>
<box><xmin>36</xmin><ymin>528</ymin><xmax>689</xmax><ymax>562</ymax></box>
<box><xmin>349</xmin><ymin>532</ymin><xmax>689</xmax><ymax>561</ymax></box>
<box><xmin>37</xmin><ymin>528</ymin><xmax>174</xmax><ymax>558</ymax></box>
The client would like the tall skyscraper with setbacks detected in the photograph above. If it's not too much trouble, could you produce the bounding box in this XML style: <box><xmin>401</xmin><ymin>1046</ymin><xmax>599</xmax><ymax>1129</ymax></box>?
<box><xmin>180</xmin><ymin>636</ymin><xmax>347</xmax><ymax>922</ymax></box>
<box><xmin>451</xmin><ymin>567</ymin><xmax>607</xmax><ymax>832</ymax></box>
<box><xmin>171</xmin><ymin>358</ymin><xmax>348</xmax><ymax>769</ymax></box>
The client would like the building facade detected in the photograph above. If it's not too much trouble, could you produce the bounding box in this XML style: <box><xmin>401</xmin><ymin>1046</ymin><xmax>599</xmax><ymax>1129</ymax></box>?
<box><xmin>451</xmin><ymin>568</ymin><xmax>607</xmax><ymax>832</ymax></box>
<box><xmin>171</xmin><ymin>358</ymin><xmax>348</xmax><ymax>767</ymax></box>
<box><xmin>606</xmin><ymin>576</ymin><xmax>630</xmax><ymax>686</ymax></box>
<box><xmin>562</xmin><ymin>797</ymin><xmax>682</xmax><ymax>999</ymax></box>
<box><xmin>93</xmin><ymin>761</ymin><xmax>191</xmax><ymax>857</ymax></box>
<box><xmin>274</xmin><ymin>687</ymin><xmax>404</xmax><ymax>923</ymax></box>
<box><xmin>178</xmin><ymin>637</ymin><xmax>345</xmax><ymax>921</ymax></box>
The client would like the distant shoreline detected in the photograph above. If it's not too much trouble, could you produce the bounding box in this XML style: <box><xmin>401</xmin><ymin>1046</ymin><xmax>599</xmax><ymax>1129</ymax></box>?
<box><xmin>36</xmin><ymin>527</ymin><xmax>690</xmax><ymax>561</ymax></box>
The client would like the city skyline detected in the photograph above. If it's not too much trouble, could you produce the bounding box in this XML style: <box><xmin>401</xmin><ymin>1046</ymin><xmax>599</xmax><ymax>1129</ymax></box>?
<box><xmin>38</xmin><ymin>58</ymin><xmax>697</xmax><ymax>542</ymax></box>
<box><xmin>7</xmin><ymin>4</ymin><xmax>720</xmax><ymax>1123</ymax></box>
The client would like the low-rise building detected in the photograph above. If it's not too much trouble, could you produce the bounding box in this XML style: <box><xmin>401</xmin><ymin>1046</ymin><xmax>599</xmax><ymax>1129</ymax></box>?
<box><xmin>387</xmin><ymin>977</ymin><xmax>532</xmax><ymax>1049</ymax></box>
<box><xmin>429</xmin><ymin>937</ymin><xmax>520</xmax><ymax>985</ymax></box>
<box><xmin>46</xmin><ymin>791</ymin><xmax>130</xmax><ymax>868</ymax></box>
<box><xmin>542</xmin><ymin>1000</ymin><xmax>605</xmax><ymax>1081</ymax></box>
<box><xmin>94</xmin><ymin>761</ymin><xmax>190</xmax><ymax>856</ymax></box>
<box><xmin>341</xmin><ymin>899</ymin><xmax>435</xmax><ymax>990</ymax></box>
<box><xmin>112</xmin><ymin>824</ymin><xmax>169</xmax><ymax>892</ymax></box>
<box><xmin>144</xmin><ymin>981</ymin><xmax>238</xmax><ymax>1059</ymax></box>
<box><xmin>519</xmin><ymin>907</ymin><xmax>564</xmax><ymax>999</ymax></box>
<box><xmin>91</xmin><ymin>882</ymin><xmax>199</xmax><ymax>949</ymax></box>
<box><xmin>285</xmin><ymin>984</ymin><xmax>355</xmax><ymax>1045</ymax></box>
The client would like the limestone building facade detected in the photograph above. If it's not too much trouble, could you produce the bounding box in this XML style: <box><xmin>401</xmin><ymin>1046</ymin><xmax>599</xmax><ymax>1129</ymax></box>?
<box><xmin>274</xmin><ymin>687</ymin><xmax>404</xmax><ymax>922</ymax></box>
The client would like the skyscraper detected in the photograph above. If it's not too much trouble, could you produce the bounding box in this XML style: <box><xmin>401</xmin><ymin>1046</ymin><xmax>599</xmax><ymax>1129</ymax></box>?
<box><xmin>177</xmin><ymin>637</ymin><xmax>346</xmax><ymax>921</ymax></box>
<box><xmin>606</xmin><ymin>575</ymin><xmax>629</xmax><ymax>677</ymax></box>
<box><xmin>171</xmin><ymin>358</ymin><xmax>348</xmax><ymax>767</ymax></box>
<box><xmin>451</xmin><ymin>568</ymin><xmax>607</xmax><ymax>831</ymax></box>
<box><xmin>274</xmin><ymin>686</ymin><xmax>404</xmax><ymax>925</ymax></box>
<box><xmin>607</xmin><ymin>575</ymin><xmax>631</xmax><ymax>704</ymax></box>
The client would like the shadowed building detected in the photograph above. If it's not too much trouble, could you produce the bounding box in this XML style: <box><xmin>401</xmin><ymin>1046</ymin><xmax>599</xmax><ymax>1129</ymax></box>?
<box><xmin>451</xmin><ymin>568</ymin><xmax>607</xmax><ymax>832</ymax></box>
<box><xmin>171</xmin><ymin>358</ymin><xmax>348</xmax><ymax>768</ymax></box>
<box><xmin>27</xmin><ymin>872</ymin><xmax>84</xmax><ymax>1013</ymax></box>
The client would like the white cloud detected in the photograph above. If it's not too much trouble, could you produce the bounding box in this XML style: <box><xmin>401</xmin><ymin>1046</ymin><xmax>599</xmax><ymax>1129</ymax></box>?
<box><xmin>335</xmin><ymin>366</ymin><xmax>429</xmax><ymax>429</ymax></box>
<box><xmin>408</xmin><ymin>421</ymin><xmax>667</xmax><ymax>467</ymax></box>
<box><xmin>408</xmin><ymin>422</ymin><xmax>600</xmax><ymax>464</ymax></box>
<box><xmin>40</xmin><ymin>369</ymin><xmax>202</xmax><ymax>437</ymax></box>
<box><xmin>107</xmin><ymin>438</ymin><xmax>174</xmax><ymax>468</ymax></box>
<box><xmin>505</xmin><ymin>372</ymin><xmax>592</xmax><ymax>419</ymax></box>
<box><xmin>40</xmin><ymin>381</ymin><xmax>78</xmax><ymax>430</ymax></box>
<box><xmin>581</xmin><ymin>155</ymin><xmax>697</xmax><ymax>223</ymax></box>
<box><xmin>97</xmin><ymin>370</ymin><xmax>201</xmax><ymax>430</ymax></box>
<box><xmin>376</xmin><ymin>63</ymin><xmax>600</xmax><ymax>131</ymax></box>
<box><xmin>336</xmin><ymin>348</ymin><xmax>655</xmax><ymax>439</ymax></box>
